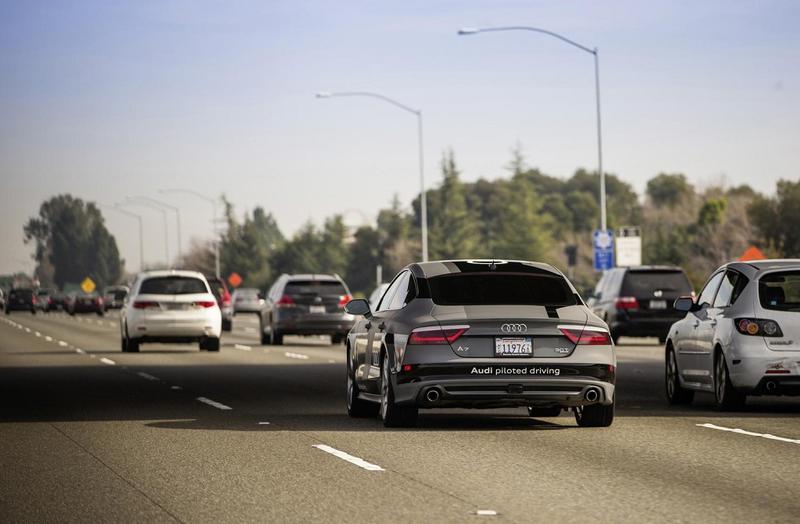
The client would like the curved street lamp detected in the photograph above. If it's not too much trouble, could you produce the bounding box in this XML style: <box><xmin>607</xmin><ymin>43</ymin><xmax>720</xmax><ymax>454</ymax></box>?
<box><xmin>159</xmin><ymin>188</ymin><xmax>221</xmax><ymax>278</ymax></box>
<box><xmin>458</xmin><ymin>26</ymin><xmax>607</xmax><ymax>231</ymax></box>
<box><xmin>316</xmin><ymin>91</ymin><xmax>429</xmax><ymax>262</ymax></box>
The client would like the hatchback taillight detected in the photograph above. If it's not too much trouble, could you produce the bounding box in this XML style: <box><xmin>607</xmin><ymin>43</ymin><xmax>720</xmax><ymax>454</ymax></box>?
<box><xmin>560</xmin><ymin>327</ymin><xmax>612</xmax><ymax>346</ymax></box>
<box><xmin>133</xmin><ymin>301</ymin><xmax>159</xmax><ymax>309</ymax></box>
<box><xmin>338</xmin><ymin>295</ymin><xmax>352</xmax><ymax>308</ymax></box>
<box><xmin>276</xmin><ymin>294</ymin><xmax>294</xmax><ymax>307</ymax></box>
<box><xmin>615</xmin><ymin>296</ymin><xmax>639</xmax><ymax>310</ymax></box>
<box><xmin>193</xmin><ymin>301</ymin><xmax>216</xmax><ymax>308</ymax></box>
<box><xmin>735</xmin><ymin>318</ymin><xmax>783</xmax><ymax>337</ymax></box>
<box><xmin>408</xmin><ymin>325</ymin><xmax>469</xmax><ymax>345</ymax></box>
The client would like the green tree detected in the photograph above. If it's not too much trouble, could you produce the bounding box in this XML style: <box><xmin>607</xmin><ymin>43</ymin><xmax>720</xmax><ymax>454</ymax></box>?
<box><xmin>647</xmin><ymin>173</ymin><xmax>694</xmax><ymax>208</ymax></box>
<box><xmin>748</xmin><ymin>179</ymin><xmax>800</xmax><ymax>256</ymax></box>
<box><xmin>345</xmin><ymin>226</ymin><xmax>381</xmax><ymax>295</ymax></box>
<box><xmin>491</xmin><ymin>175</ymin><xmax>553</xmax><ymax>261</ymax></box>
<box><xmin>428</xmin><ymin>150</ymin><xmax>481</xmax><ymax>259</ymax></box>
<box><xmin>23</xmin><ymin>194</ymin><xmax>123</xmax><ymax>289</ymax></box>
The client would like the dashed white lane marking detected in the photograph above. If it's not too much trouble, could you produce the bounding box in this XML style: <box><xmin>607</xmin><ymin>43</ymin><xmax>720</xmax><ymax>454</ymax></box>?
<box><xmin>234</xmin><ymin>344</ymin><xmax>252</xmax><ymax>351</ymax></box>
<box><xmin>35</xmin><ymin>331</ymin><xmax>41</xmax><ymax>337</ymax></box>
<box><xmin>312</xmin><ymin>444</ymin><xmax>384</xmax><ymax>472</ymax></box>
<box><xmin>171</xmin><ymin>385</ymin><xmax>182</xmax><ymax>390</ymax></box>
<box><xmin>284</xmin><ymin>352</ymin><xmax>309</xmax><ymax>360</ymax></box>
<box><xmin>44</xmin><ymin>336</ymin><xmax>53</xmax><ymax>342</ymax></box>
<box><xmin>476</xmin><ymin>510</ymin><xmax>498</xmax><ymax>516</ymax></box>
<box><xmin>258</xmin><ymin>421</ymin><xmax>271</xmax><ymax>425</ymax></box>
<box><xmin>137</xmin><ymin>372</ymin><xmax>159</xmax><ymax>381</ymax></box>
<box><xmin>75</xmin><ymin>348</ymin><xmax>86</xmax><ymax>354</ymax></box>
<box><xmin>58</xmin><ymin>340</ymin><xmax>68</xmax><ymax>347</ymax></box>
<box><xmin>328</xmin><ymin>359</ymin><xmax>336</xmax><ymax>363</ymax></box>
<box><xmin>100</xmin><ymin>357</ymin><xmax>116</xmax><ymax>366</ymax></box>
<box><xmin>697</xmin><ymin>423</ymin><xmax>800</xmax><ymax>445</ymax></box>
<box><xmin>196</xmin><ymin>397</ymin><xmax>232</xmax><ymax>410</ymax></box>
<box><xmin>24</xmin><ymin>327</ymin><xmax>31</xmax><ymax>333</ymax></box>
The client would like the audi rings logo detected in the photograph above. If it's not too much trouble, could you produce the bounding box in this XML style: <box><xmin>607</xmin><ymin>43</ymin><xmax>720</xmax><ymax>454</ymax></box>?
<box><xmin>501</xmin><ymin>323</ymin><xmax>528</xmax><ymax>334</ymax></box>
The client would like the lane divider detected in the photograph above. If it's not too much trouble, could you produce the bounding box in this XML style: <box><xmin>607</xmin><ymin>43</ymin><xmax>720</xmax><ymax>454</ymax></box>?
<box><xmin>285</xmin><ymin>352</ymin><xmax>309</xmax><ymax>360</ymax></box>
<box><xmin>100</xmin><ymin>357</ymin><xmax>116</xmax><ymax>366</ymax></box>
<box><xmin>697</xmin><ymin>423</ymin><xmax>800</xmax><ymax>445</ymax></box>
<box><xmin>312</xmin><ymin>444</ymin><xmax>384</xmax><ymax>472</ymax></box>
<box><xmin>196</xmin><ymin>397</ymin><xmax>232</xmax><ymax>410</ymax></box>
<box><xmin>234</xmin><ymin>344</ymin><xmax>252</xmax><ymax>351</ymax></box>
<box><xmin>136</xmin><ymin>372</ymin><xmax>159</xmax><ymax>381</ymax></box>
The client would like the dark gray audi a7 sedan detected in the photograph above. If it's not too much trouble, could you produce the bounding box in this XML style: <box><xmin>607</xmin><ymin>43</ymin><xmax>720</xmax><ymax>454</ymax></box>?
<box><xmin>344</xmin><ymin>260</ymin><xmax>616</xmax><ymax>427</ymax></box>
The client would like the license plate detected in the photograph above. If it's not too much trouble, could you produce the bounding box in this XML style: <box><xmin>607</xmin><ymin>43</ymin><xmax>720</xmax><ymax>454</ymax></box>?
<box><xmin>309</xmin><ymin>305</ymin><xmax>326</xmax><ymax>314</ymax></box>
<box><xmin>650</xmin><ymin>300</ymin><xmax>667</xmax><ymax>310</ymax></box>
<box><xmin>495</xmin><ymin>337</ymin><xmax>533</xmax><ymax>357</ymax></box>
<box><xmin>164</xmin><ymin>303</ymin><xmax>187</xmax><ymax>310</ymax></box>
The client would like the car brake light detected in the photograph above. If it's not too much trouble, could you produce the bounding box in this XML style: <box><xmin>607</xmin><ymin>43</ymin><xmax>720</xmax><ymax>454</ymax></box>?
<box><xmin>193</xmin><ymin>300</ymin><xmax>216</xmax><ymax>308</ymax></box>
<box><xmin>133</xmin><ymin>301</ymin><xmax>159</xmax><ymax>309</ymax></box>
<box><xmin>615</xmin><ymin>296</ymin><xmax>639</xmax><ymax>310</ymax></box>
<box><xmin>560</xmin><ymin>327</ymin><xmax>612</xmax><ymax>345</ymax></box>
<box><xmin>276</xmin><ymin>294</ymin><xmax>294</xmax><ymax>307</ymax></box>
<box><xmin>96</xmin><ymin>297</ymin><xmax>103</xmax><ymax>304</ymax></box>
<box><xmin>222</xmin><ymin>290</ymin><xmax>231</xmax><ymax>306</ymax></box>
<box><xmin>408</xmin><ymin>325</ymin><xmax>469</xmax><ymax>345</ymax></box>
<box><xmin>338</xmin><ymin>295</ymin><xmax>352</xmax><ymax>308</ymax></box>
<box><xmin>735</xmin><ymin>318</ymin><xmax>783</xmax><ymax>337</ymax></box>
<box><xmin>31</xmin><ymin>296</ymin><xmax>37</xmax><ymax>304</ymax></box>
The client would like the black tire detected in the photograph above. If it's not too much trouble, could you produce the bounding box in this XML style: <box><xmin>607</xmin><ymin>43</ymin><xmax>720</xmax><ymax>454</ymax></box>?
<box><xmin>97</xmin><ymin>310</ymin><xmax>104</xmax><ymax>317</ymax></box>
<box><xmin>346</xmin><ymin>349</ymin><xmax>379</xmax><ymax>418</ymax></box>
<box><xmin>121</xmin><ymin>334</ymin><xmax>128</xmax><ymax>352</ymax></box>
<box><xmin>574</xmin><ymin>401</ymin><xmax>614</xmax><ymax>427</ymax></box>
<box><xmin>222</xmin><ymin>318</ymin><xmax>232</xmax><ymax>332</ymax></box>
<box><xmin>127</xmin><ymin>336</ymin><xmax>140</xmax><ymax>353</ymax></box>
<box><xmin>332</xmin><ymin>334</ymin><xmax>345</xmax><ymax>345</ymax></box>
<box><xmin>31</xmin><ymin>309</ymin><xmax>36</xmax><ymax>315</ymax></box>
<box><xmin>665</xmin><ymin>346</ymin><xmax>694</xmax><ymax>405</ymax></box>
<box><xmin>272</xmin><ymin>326</ymin><xmax>283</xmax><ymax>346</ymax></box>
<box><xmin>611</xmin><ymin>332</ymin><xmax>621</xmax><ymax>345</ymax></box>
<box><xmin>380</xmin><ymin>356</ymin><xmax>417</xmax><ymax>427</ymax></box>
<box><xmin>260</xmin><ymin>321</ymin><xmax>271</xmax><ymax>345</ymax></box>
<box><xmin>201</xmin><ymin>337</ymin><xmax>220</xmax><ymax>352</ymax></box>
<box><xmin>527</xmin><ymin>406</ymin><xmax>561</xmax><ymax>417</ymax></box>
<box><xmin>714</xmin><ymin>351</ymin><xmax>746</xmax><ymax>410</ymax></box>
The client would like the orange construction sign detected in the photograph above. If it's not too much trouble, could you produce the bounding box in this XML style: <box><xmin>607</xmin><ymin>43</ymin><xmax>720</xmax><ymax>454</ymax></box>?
<box><xmin>739</xmin><ymin>246</ymin><xmax>767</xmax><ymax>261</ymax></box>
<box><xmin>227</xmin><ymin>272</ymin><xmax>243</xmax><ymax>288</ymax></box>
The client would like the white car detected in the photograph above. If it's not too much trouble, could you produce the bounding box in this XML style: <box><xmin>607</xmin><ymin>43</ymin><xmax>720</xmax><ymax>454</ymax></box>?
<box><xmin>665</xmin><ymin>259</ymin><xmax>800</xmax><ymax>409</ymax></box>
<box><xmin>120</xmin><ymin>270</ymin><xmax>222</xmax><ymax>353</ymax></box>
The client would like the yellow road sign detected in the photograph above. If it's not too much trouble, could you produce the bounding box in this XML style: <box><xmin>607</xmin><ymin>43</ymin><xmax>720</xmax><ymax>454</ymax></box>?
<box><xmin>80</xmin><ymin>277</ymin><xmax>96</xmax><ymax>294</ymax></box>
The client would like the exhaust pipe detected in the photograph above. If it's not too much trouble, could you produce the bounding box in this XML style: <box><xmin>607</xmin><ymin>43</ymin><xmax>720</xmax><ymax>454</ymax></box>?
<box><xmin>584</xmin><ymin>388</ymin><xmax>600</xmax><ymax>402</ymax></box>
<box><xmin>424</xmin><ymin>387</ymin><xmax>442</xmax><ymax>404</ymax></box>
<box><xmin>766</xmin><ymin>381</ymin><xmax>777</xmax><ymax>392</ymax></box>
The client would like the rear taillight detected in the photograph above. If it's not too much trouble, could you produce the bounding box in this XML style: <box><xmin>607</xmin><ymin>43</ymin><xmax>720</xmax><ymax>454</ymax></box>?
<box><xmin>560</xmin><ymin>326</ymin><xmax>612</xmax><ymax>346</ymax></box>
<box><xmin>408</xmin><ymin>325</ymin><xmax>469</xmax><ymax>345</ymax></box>
<box><xmin>615</xmin><ymin>296</ymin><xmax>639</xmax><ymax>310</ymax></box>
<box><xmin>735</xmin><ymin>318</ymin><xmax>783</xmax><ymax>337</ymax></box>
<box><xmin>276</xmin><ymin>294</ymin><xmax>294</xmax><ymax>307</ymax></box>
<box><xmin>338</xmin><ymin>295</ymin><xmax>352</xmax><ymax>308</ymax></box>
<box><xmin>222</xmin><ymin>291</ymin><xmax>231</xmax><ymax>306</ymax></box>
<box><xmin>133</xmin><ymin>301</ymin><xmax>159</xmax><ymax>309</ymax></box>
<box><xmin>32</xmin><ymin>296</ymin><xmax>37</xmax><ymax>304</ymax></box>
<box><xmin>193</xmin><ymin>301</ymin><xmax>216</xmax><ymax>308</ymax></box>
<box><xmin>95</xmin><ymin>297</ymin><xmax>103</xmax><ymax>305</ymax></box>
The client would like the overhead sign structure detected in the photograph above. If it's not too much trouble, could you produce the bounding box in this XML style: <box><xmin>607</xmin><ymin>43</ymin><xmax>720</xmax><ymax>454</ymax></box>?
<box><xmin>616</xmin><ymin>226</ymin><xmax>642</xmax><ymax>267</ymax></box>
<box><xmin>80</xmin><ymin>277</ymin><xmax>96</xmax><ymax>294</ymax></box>
<box><xmin>593</xmin><ymin>229</ymin><xmax>615</xmax><ymax>272</ymax></box>
<box><xmin>227</xmin><ymin>272</ymin><xmax>242</xmax><ymax>288</ymax></box>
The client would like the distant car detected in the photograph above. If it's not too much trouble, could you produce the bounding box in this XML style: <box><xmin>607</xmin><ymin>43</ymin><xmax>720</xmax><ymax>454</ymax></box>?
<box><xmin>35</xmin><ymin>289</ymin><xmax>54</xmax><ymax>312</ymax></box>
<box><xmin>232</xmin><ymin>287</ymin><xmax>263</xmax><ymax>315</ymax></box>
<box><xmin>666</xmin><ymin>259</ymin><xmax>800</xmax><ymax>409</ymax></box>
<box><xmin>206</xmin><ymin>275</ymin><xmax>233</xmax><ymax>332</ymax></box>
<box><xmin>259</xmin><ymin>274</ymin><xmax>354</xmax><ymax>345</ymax></box>
<box><xmin>368</xmin><ymin>283</ymin><xmax>390</xmax><ymax>311</ymax></box>
<box><xmin>120</xmin><ymin>270</ymin><xmax>222</xmax><ymax>353</ymax></box>
<box><xmin>588</xmin><ymin>266</ymin><xmax>693</xmax><ymax>343</ymax></box>
<box><xmin>5</xmin><ymin>288</ymin><xmax>36</xmax><ymax>314</ymax></box>
<box><xmin>103</xmin><ymin>285</ymin><xmax>129</xmax><ymax>311</ymax></box>
<box><xmin>50</xmin><ymin>291</ymin><xmax>68</xmax><ymax>311</ymax></box>
<box><xmin>344</xmin><ymin>259</ymin><xmax>616</xmax><ymax>427</ymax></box>
<box><xmin>67</xmin><ymin>291</ymin><xmax>104</xmax><ymax>316</ymax></box>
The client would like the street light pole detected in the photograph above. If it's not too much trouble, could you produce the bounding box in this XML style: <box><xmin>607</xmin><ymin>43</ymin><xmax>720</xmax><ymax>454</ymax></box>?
<box><xmin>316</xmin><ymin>91</ymin><xmax>429</xmax><ymax>262</ymax></box>
<box><xmin>130</xmin><ymin>196</ymin><xmax>182</xmax><ymax>264</ymax></box>
<box><xmin>458</xmin><ymin>26</ymin><xmax>607</xmax><ymax>231</ymax></box>
<box><xmin>102</xmin><ymin>204</ymin><xmax>145</xmax><ymax>271</ymax></box>
<box><xmin>159</xmin><ymin>189</ymin><xmax>221</xmax><ymax>278</ymax></box>
<box><xmin>121</xmin><ymin>200</ymin><xmax>170</xmax><ymax>267</ymax></box>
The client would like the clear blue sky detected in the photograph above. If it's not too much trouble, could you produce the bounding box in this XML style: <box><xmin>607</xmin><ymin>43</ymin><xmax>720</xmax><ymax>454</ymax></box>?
<box><xmin>1</xmin><ymin>0</ymin><xmax>798</xmax><ymax>274</ymax></box>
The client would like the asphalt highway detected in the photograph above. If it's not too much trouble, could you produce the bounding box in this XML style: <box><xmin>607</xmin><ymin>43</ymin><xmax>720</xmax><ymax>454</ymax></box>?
<box><xmin>1</xmin><ymin>310</ymin><xmax>799</xmax><ymax>523</ymax></box>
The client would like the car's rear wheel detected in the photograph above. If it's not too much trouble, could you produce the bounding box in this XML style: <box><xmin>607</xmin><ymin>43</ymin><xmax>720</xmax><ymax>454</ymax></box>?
<box><xmin>380</xmin><ymin>356</ymin><xmax>417</xmax><ymax>427</ymax></box>
<box><xmin>332</xmin><ymin>334</ymin><xmax>344</xmax><ymax>345</ymax></box>
<box><xmin>200</xmin><ymin>337</ymin><xmax>220</xmax><ymax>352</ymax></box>
<box><xmin>714</xmin><ymin>351</ymin><xmax>745</xmax><ymax>410</ymax></box>
<box><xmin>259</xmin><ymin>320</ymin><xmax>271</xmax><ymax>345</ymax></box>
<box><xmin>222</xmin><ymin>319</ymin><xmax>232</xmax><ymax>332</ymax></box>
<box><xmin>346</xmin><ymin>351</ymin><xmax>378</xmax><ymax>418</ymax></box>
<box><xmin>527</xmin><ymin>406</ymin><xmax>561</xmax><ymax>418</ymax></box>
<box><xmin>126</xmin><ymin>336</ymin><xmax>140</xmax><ymax>353</ymax></box>
<box><xmin>271</xmin><ymin>325</ymin><xmax>283</xmax><ymax>345</ymax></box>
<box><xmin>665</xmin><ymin>346</ymin><xmax>694</xmax><ymax>405</ymax></box>
<box><xmin>574</xmin><ymin>401</ymin><xmax>614</xmax><ymax>427</ymax></box>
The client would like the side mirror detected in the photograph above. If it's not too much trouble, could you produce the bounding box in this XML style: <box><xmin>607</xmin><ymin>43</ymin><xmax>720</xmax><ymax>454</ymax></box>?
<box><xmin>344</xmin><ymin>298</ymin><xmax>371</xmax><ymax>317</ymax></box>
<box><xmin>674</xmin><ymin>296</ymin><xmax>697</xmax><ymax>313</ymax></box>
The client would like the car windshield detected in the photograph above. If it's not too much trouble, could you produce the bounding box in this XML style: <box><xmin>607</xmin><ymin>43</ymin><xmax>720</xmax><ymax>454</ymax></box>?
<box><xmin>621</xmin><ymin>270</ymin><xmax>692</xmax><ymax>295</ymax></box>
<box><xmin>428</xmin><ymin>272</ymin><xmax>577</xmax><ymax>306</ymax></box>
<box><xmin>140</xmin><ymin>276</ymin><xmax>207</xmax><ymax>295</ymax></box>
<box><xmin>759</xmin><ymin>271</ymin><xmax>800</xmax><ymax>311</ymax></box>
<box><xmin>285</xmin><ymin>280</ymin><xmax>346</xmax><ymax>296</ymax></box>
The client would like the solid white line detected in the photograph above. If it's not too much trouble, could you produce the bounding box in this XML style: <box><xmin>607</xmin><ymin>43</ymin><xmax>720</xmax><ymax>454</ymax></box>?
<box><xmin>312</xmin><ymin>444</ymin><xmax>384</xmax><ymax>471</ymax></box>
<box><xmin>58</xmin><ymin>340</ymin><xmax>68</xmax><ymax>347</ymax></box>
<box><xmin>100</xmin><ymin>357</ymin><xmax>116</xmax><ymax>366</ymax></box>
<box><xmin>476</xmin><ymin>510</ymin><xmax>498</xmax><ymax>516</ymax></box>
<box><xmin>44</xmin><ymin>336</ymin><xmax>53</xmax><ymax>342</ymax></box>
<box><xmin>196</xmin><ymin>397</ymin><xmax>232</xmax><ymax>410</ymax></box>
<box><xmin>234</xmin><ymin>344</ymin><xmax>252</xmax><ymax>351</ymax></box>
<box><xmin>697</xmin><ymin>423</ymin><xmax>800</xmax><ymax>445</ymax></box>
<box><xmin>137</xmin><ymin>372</ymin><xmax>159</xmax><ymax>381</ymax></box>
<box><xmin>284</xmin><ymin>352</ymin><xmax>309</xmax><ymax>360</ymax></box>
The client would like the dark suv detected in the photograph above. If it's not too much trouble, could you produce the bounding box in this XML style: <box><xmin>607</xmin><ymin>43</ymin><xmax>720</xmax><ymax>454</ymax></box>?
<box><xmin>587</xmin><ymin>266</ymin><xmax>693</xmax><ymax>343</ymax></box>
<box><xmin>259</xmin><ymin>274</ymin><xmax>354</xmax><ymax>345</ymax></box>
<box><xmin>5</xmin><ymin>288</ymin><xmax>36</xmax><ymax>314</ymax></box>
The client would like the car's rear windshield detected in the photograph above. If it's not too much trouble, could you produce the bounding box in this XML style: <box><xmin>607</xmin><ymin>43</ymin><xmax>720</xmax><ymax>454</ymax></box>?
<box><xmin>236</xmin><ymin>288</ymin><xmax>259</xmax><ymax>297</ymax></box>
<box><xmin>428</xmin><ymin>273</ymin><xmax>577</xmax><ymax>306</ymax></box>
<box><xmin>621</xmin><ymin>270</ymin><xmax>692</xmax><ymax>295</ymax></box>
<box><xmin>285</xmin><ymin>280</ymin><xmax>347</xmax><ymax>296</ymax></box>
<box><xmin>759</xmin><ymin>271</ymin><xmax>800</xmax><ymax>311</ymax></box>
<box><xmin>11</xmin><ymin>289</ymin><xmax>33</xmax><ymax>299</ymax></box>
<box><xmin>140</xmin><ymin>277</ymin><xmax>207</xmax><ymax>295</ymax></box>
<box><xmin>111</xmin><ymin>290</ymin><xmax>127</xmax><ymax>299</ymax></box>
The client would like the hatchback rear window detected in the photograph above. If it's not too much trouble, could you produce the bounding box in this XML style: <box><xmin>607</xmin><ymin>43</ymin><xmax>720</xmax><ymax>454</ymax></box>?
<box><xmin>285</xmin><ymin>281</ymin><xmax>347</xmax><ymax>295</ymax></box>
<box><xmin>140</xmin><ymin>277</ymin><xmax>208</xmax><ymax>295</ymax></box>
<box><xmin>621</xmin><ymin>271</ymin><xmax>692</xmax><ymax>296</ymax></box>
<box><xmin>11</xmin><ymin>289</ymin><xmax>33</xmax><ymax>299</ymax></box>
<box><xmin>428</xmin><ymin>273</ymin><xmax>577</xmax><ymax>306</ymax></box>
<box><xmin>759</xmin><ymin>271</ymin><xmax>800</xmax><ymax>311</ymax></box>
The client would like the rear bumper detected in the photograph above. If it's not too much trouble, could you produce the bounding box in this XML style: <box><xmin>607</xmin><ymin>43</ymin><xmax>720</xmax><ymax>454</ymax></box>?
<box><xmin>276</xmin><ymin>316</ymin><xmax>354</xmax><ymax>336</ymax></box>
<box><xmin>611</xmin><ymin>318</ymin><xmax>678</xmax><ymax>338</ymax></box>
<box><xmin>728</xmin><ymin>347</ymin><xmax>800</xmax><ymax>393</ymax></box>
